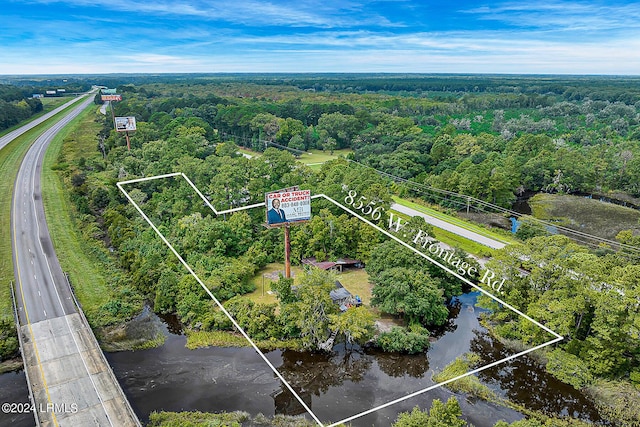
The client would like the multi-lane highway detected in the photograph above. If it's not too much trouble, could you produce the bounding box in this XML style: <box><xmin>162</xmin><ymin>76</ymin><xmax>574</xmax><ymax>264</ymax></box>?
<box><xmin>9</xmin><ymin>93</ymin><xmax>140</xmax><ymax>426</ymax></box>
<box><xmin>11</xmin><ymin>94</ymin><xmax>94</xmax><ymax>325</ymax></box>
<box><xmin>0</xmin><ymin>96</ymin><xmax>85</xmax><ymax>152</ymax></box>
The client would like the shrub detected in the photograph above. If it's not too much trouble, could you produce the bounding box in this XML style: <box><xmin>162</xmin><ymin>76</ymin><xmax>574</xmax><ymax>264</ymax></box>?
<box><xmin>377</xmin><ymin>327</ymin><xmax>430</xmax><ymax>354</ymax></box>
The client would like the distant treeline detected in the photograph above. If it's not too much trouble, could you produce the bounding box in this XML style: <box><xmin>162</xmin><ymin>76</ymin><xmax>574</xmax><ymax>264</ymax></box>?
<box><xmin>104</xmin><ymin>75</ymin><xmax>640</xmax><ymax>205</ymax></box>
<box><xmin>5</xmin><ymin>73</ymin><xmax>640</xmax><ymax>102</ymax></box>
<box><xmin>0</xmin><ymin>84</ymin><xmax>43</xmax><ymax>131</ymax></box>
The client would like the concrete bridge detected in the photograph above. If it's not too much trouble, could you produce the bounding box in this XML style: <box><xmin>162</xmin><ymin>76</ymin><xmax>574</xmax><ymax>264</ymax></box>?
<box><xmin>8</xmin><ymin>94</ymin><xmax>140</xmax><ymax>426</ymax></box>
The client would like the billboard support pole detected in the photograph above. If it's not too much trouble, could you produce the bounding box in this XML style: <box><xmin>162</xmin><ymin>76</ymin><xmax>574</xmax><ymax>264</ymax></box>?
<box><xmin>110</xmin><ymin>100</ymin><xmax>116</xmax><ymax>130</ymax></box>
<box><xmin>125</xmin><ymin>131</ymin><xmax>131</xmax><ymax>151</ymax></box>
<box><xmin>284</xmin><ymin>224</ymin><xmax>291</xmax><ymax>278</ymax></box>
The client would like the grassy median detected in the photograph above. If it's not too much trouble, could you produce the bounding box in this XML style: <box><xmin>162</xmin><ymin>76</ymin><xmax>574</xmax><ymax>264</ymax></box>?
<box><xmin>0</xmin><ymin>97</ymin><xmax>84</xmax><ymax>362</ymax></box>
<box><xmin>40</xmin><ymin>105</ymin><xmax>112</xmax><ymax>319</ymax></box>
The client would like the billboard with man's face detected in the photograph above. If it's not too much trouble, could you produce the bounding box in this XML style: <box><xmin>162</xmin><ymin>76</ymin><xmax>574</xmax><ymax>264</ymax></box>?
<box><xmin>115</xmin><ymin>116</ymin><xmax>137</xmax><ymax>132</ymax></box>
<box><xmin>265</xmin><ymin>187</ymin><xmax>311</xmax><ymax>226</ymax></box>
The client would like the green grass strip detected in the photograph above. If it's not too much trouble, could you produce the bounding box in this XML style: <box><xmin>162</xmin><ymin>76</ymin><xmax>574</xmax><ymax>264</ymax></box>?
<box><xmin>392</xmin><ymin>196</ymin><xmax>517</xmax><ymax>245</ymax></box>
<box><xmin>389</xmin><ymin>209</ymin><xmax>494</xmax><ymax>257</ymax></box>
<box><xmin>0</xmin><ymin>98</ymin><xmax>87</xmax><ymax>322</ymax></box>
<box><xmin>0</xmin><ymin>96</ymin><xmax>75</xmax><ymax>138</ymax></box>
<box><xmin>297</xmin><ymin>148</ymin><xmax>353</xmax><ymax>164</ymax></box>
<box><xmin>41</xmin><ymin>105</ymin><xmax>111</xmax><ymax>318</ymax></box>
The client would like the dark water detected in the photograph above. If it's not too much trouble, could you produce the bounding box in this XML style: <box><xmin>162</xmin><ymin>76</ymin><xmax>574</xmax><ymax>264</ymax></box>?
<box><xmin>0</xmin><ymin>370</ymin><xmax>33</xmax><ymax>427</ymax></box>
<box><xmin>512</xmin><ymin>199</ymin><xmax>532</xmax><ymax>215</ymax></box>
<box><xmin>472</xmin><ymin>333</ymin><xmax>602</xmax><ymax>421</ymax></box>
<box><xmin>1</xmin><ymin>292</ymin><xmax>603</xmax><ymax>427</ymax></box>
<box><xmin>102</xmin><ymin>292</ymin><xmax>603</xmax><ymax>427</ymax></box>
<box><xmin>105</xmin><ymin>293</ymin><xmax>524</xmax><ymax>426</ymax></box>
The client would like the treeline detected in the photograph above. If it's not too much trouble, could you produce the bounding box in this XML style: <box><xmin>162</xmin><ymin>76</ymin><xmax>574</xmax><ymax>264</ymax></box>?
<box><xmin>49</xmin><ymin>75</ymin><xmax>640</xmax><ymax>423</ymax></box>
<box><xmin>61</xmin><ymin>95</ymin><xmax>468</xmax><ymax>352</ymax></box>
<box><xmin>41</xmin><ymin>75</ymin><xmax>638</xmax><ymax>426</ymax></box>
<box><xmin>0</xmin><ymin>84</ymin><xmax>43</xmax><ymax>131</ymax></box>
<box><xmin>198</xmin><ymin>74</ymin><xmax>640</xmax><ymax>102</ymax></box>
<box><xmin>107</xmin><ymin>75</ymin><xmax>640</xmax><ymax>208</ymax></box>
<box><xmin>477</xmin><ymin>234</ymin><xmax>640</xmax><ymax>426</ymax></box>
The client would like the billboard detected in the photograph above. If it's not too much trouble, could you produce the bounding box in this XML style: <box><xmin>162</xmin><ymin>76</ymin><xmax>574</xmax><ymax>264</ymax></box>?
<box><xmin>101</xmin><ymin>94</ymin><xmax>122</xmax><ymax>102</ymax></box>
<box><xmin>115</xmin><ymin>116</ymin><xmax>137</xmax><ymax>132</ymax></box>
<box><xmin>265</xmin><ymin>187</ymin><xmax>311</xmax><ymax>226</ymax></box>
<box><xmin>102</xmin><ymin>88</ymin><xmax>117</xmax><ymax>95</ymax></box>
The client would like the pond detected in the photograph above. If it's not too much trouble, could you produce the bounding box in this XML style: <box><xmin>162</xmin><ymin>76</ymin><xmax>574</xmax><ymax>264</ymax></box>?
<box><xmin>102</xmin><ymin>292</ymin><xmax>602</xmax><ymax>426</ymax></box>
<box><xmin>0</xmin><ymin>292</ymin><xmax>603</xmax><ymax>427</ymax></box>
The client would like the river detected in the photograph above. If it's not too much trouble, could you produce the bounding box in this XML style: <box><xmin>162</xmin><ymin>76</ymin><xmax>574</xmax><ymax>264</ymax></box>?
<box><xmin>0</xmin><ymin>292</ymin><xmax>603</xmax><ymax>427</ymax></box>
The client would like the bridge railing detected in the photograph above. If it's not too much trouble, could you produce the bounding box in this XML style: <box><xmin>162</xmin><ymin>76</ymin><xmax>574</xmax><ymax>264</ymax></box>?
<box><xmin>63</xmin><ymin>273</ymin><xmax>142</xmax><ymax>427</ymax></box>
<box><xmin>10</xmin><ymin>280</ymin><xmax>40</xmax><ymax>426</ymax></box>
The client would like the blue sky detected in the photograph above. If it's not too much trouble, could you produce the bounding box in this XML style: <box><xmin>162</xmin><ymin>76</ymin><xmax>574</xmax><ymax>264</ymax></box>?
<box><xmin>2</xmin><ymin>0</ymin><xmax>640</xmax><ymax>74</ymax></box>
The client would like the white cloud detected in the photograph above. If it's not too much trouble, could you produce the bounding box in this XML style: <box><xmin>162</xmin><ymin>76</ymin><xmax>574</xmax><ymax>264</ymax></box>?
<box><xmin>15</xmin><ymin>0</ymin><xmax>397</xmax><ymax>28</ymax></box>
<box><xmin>117</xmin><ymin>53</ymin><xmax>202</xmax><ymax>66</ymax></box>
<box><xmin>2</xmin><ymin>0</ymin><xmax>640</xmax><ymax>74</ymax></box>
<box><xmin>463</xmin><ymin>1</ymin><xmax>640</xmax><ymax>33</ymax></box>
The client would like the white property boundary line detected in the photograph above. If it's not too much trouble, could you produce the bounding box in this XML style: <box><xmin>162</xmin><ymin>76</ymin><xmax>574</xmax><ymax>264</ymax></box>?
<box><xmin>117</xmin><ymin>172</ymin><xmax>563</xmax><ymax>427</ymax></box>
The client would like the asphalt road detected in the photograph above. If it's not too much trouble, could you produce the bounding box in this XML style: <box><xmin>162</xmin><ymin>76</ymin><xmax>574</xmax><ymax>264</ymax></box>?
<box><xmin>11</xmin><ymin>95</ymin><xmax>93</xmax><ymax>324</ymax></box>
<box><xmin>391</xmin><ymin>202</ymin><xmax>508</xmax><ymax>250</ymax></box>
<box><xmin>0</xmin><ymin>96</ymin><xmax>85</xmax><ymax>152</ymax></box>
<box><xmin>8</xmin><ymin>92</ymin><xmax>140</xmax><ymax>426</ymax></box>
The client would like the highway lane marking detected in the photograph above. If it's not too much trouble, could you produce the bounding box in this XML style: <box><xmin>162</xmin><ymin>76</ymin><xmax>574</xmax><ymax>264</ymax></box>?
<box><xmin>13</xmin><ymin>182</ymin><xmax>60</xmax><ymax>427</ymax></box>
<box><xmin>10</xmin><ymin>94</ymin><xmax>93</xmax><ymax>427</ymax></box>
<box><xmin>28</xmin><ymin>95</ymin><xmax>115</xmax><ymax>427</ymax></box>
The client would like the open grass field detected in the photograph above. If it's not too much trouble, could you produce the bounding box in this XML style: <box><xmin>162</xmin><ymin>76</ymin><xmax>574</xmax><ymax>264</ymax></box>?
<box><xmin>244</xmin><ymin>262</ymin><xmax>373</xmax><ymax>306</ymax></box>
<box><xmin>334</xmin><ymin>267</ymin><xmax>372</xmax><ymax>305</ymax></box>
<box><xmin>237</xmin><ymin>147</ymin><xmax>350</xmax><ymax>171</ymax></box>
<box><xmin>41</xmin><ymin>106</ymin><xmax>111</xmax><ymax>318</ymax></box>
<box><xmin>297</xmin><ymin>148</ymin><xmax>353</xmax><ymax>165</ymax></box>
<box><xmin>530</xmin><ymin>193</ymin><xmax>640</xmax><ymax>241</ymax></box>
<box><xmin>41</xmin><ymin>96</ymin><xmax>74</xmax><ymax>109</ymax></box>
<box><xmin>244</xmin><ymin>262</ymin><xmax>305</xmax><ymax>305</ymax></box>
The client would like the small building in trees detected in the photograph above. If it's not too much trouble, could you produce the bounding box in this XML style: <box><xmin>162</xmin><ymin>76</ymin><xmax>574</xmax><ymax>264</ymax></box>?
<box><xmin>330</xmin><ymin>281</ymin><xmax>362</xmax><ymax>312</ymax></box>
<box><xmin>302</xmin><ymin>257</ymin><xmax>363</xmax><ymax>273</ymax></box>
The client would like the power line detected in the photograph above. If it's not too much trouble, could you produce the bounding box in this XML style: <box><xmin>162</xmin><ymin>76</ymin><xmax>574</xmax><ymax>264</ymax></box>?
<box><xmin>346</xmin><ymin>160</ymin><xmax>640</xmax><ymax>254</ymax></box>
<box><xmin>217</xmin><ymin>131</ymin><xmax>640</xmax><ymax>254</ymax></box>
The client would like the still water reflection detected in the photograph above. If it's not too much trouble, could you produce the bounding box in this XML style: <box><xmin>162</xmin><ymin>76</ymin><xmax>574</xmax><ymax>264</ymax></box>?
<box><xmin>1</xmin><ymin>292</ymin><xmax>603</xmax><ymax>427</ymax></box>
<box><xmin>106</xmin><ymin>292</ymin><xmax>598</xmax><ymax>426</ymax></box>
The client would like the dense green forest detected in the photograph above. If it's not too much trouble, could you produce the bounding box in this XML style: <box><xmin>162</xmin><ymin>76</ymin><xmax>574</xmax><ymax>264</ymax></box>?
<box><xmin>0</xmin><ymin>85</ymin><xmax>43</xmax><ymax>131</ymax></box>
<box><xmin>0</xmin><ymin>80</ymin><xmax>93</xmax><ymax>131</ymax></box>
<box><xmin>103</xmin><ymin>74</ymin><xmax>640</xmax><ymax>209</ymax></box>
<box><xmin>5</xmin><ymin>74</ymin><xmax>639</xmax><ymax>425</ymax></box>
